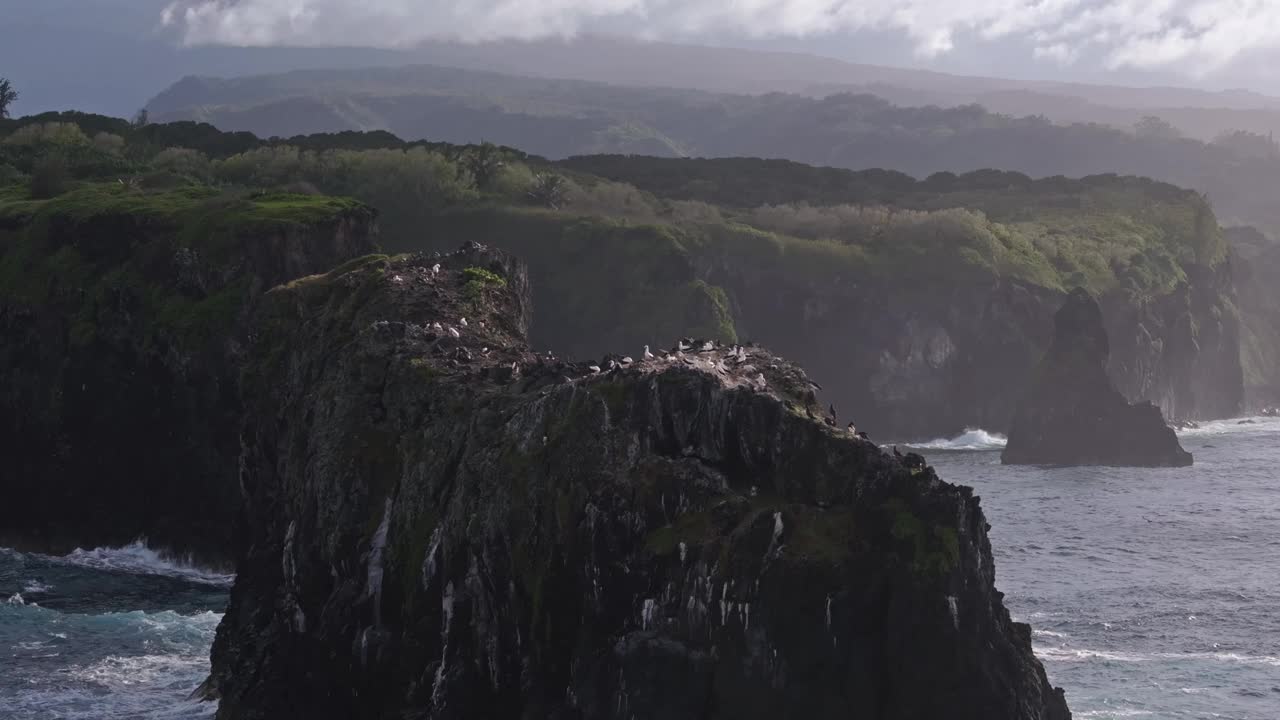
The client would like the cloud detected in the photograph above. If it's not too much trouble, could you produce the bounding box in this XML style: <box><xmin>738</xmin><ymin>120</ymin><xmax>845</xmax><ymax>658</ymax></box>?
<box><xmin>161</xmin><ymin>0</ymin><xmax>1280</xmax><ymax>75</ymax></box>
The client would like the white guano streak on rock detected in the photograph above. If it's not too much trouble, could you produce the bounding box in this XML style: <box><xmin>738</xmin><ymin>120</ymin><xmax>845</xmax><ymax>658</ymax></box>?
<box><xmin>366</xmin><ymin>498</ymin><xmax>393</xmax><ymax>626</ymax></box>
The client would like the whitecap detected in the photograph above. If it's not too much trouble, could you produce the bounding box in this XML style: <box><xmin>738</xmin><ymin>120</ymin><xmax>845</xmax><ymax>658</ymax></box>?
<box><xmin>49</xmin><ymin>540</ymin><xmax>234</xmax><ymax>586</ymax></box>
<box><xmin>23</xmin><ymin>580</ymin><xmax>53</xmax><ymax>594</ymax></box>
<box><xmin>910</xmin><ymin>428</ymin><xmax>1008</xmax><ymax>451</ymax></box>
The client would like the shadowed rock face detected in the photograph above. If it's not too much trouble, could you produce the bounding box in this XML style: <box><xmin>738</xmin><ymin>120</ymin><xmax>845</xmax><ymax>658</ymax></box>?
<box><xmin>208</xmin><ymin>243</ymin><xmax>1070</xmax><ymax>720</ymax></box>
<box><xmin>1003</xmin><ymin>288</ymin><xmax>1193</xmax><ymax>468</ymax></box>
<box><xmin>0</xmin><ymin>205</ymin><xmax>378</xmax><ymax>564</ymax></box>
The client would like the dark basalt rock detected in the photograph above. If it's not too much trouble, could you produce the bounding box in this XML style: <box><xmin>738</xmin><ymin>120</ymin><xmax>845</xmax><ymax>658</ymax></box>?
<box><xmin>1003</xmin><ymin>288</ymin><xmax>1193</xmax><ymax>467</ymax></box>
<box><xmin>0</xmin><ymin>205</ymin><xmax>378</xmax><ymax>564</ymax></box>
<box><xmin>208</xmin><ymin>243</ymin><xmax>1070</xmax><ymax>719</ymax></box>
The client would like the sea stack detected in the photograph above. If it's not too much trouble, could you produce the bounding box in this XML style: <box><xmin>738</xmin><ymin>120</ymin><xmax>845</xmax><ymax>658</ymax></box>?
<box><xmin>1003</xmin><ymin>288</ymin><xmax>1192</xmax><ymax>467</ymax></box>
<box><xmin>208</xmin><ymin>243</ymin><xmax>1071</xmax><ymax>720</ymax></box>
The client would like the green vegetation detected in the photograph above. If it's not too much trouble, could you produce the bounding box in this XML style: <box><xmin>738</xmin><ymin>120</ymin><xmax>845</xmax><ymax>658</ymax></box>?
<box><xmin>0</xmin><ymin>111</ymin><xmax>1228</xmax><ymax>364</ymax></box>
<box><xmin>883</xmin><ymin>498</ymin><xmax>962</xmax><ymax>578</ymax></box>
<box><xmin>0</xmin><ymin>78</ymin><xmax>16</xmax><ymax>120</ymax></box>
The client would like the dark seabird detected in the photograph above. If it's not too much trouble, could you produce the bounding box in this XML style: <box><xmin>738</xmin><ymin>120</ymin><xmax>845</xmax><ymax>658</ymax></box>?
<box><xmin>893</xmin><ymin>446</ymin><xmax>904</xmax><ymax>460</ymax></box>
<box><xmin>857</xmin><ymin>431</ymin><xmax>870</xmax><ymax>441</ymax></box>
<box><xmin>847</xmin><ymin>422</ymin><xmax>857</xmax><ymax>435</ymax></box>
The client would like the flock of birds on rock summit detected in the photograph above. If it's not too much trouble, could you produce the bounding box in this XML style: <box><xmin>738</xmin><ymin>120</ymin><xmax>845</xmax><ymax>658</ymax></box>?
<box><xmin>385</xmin><ymin>246</ymin><xmax>930</xmax><ymax>466</ymax></box>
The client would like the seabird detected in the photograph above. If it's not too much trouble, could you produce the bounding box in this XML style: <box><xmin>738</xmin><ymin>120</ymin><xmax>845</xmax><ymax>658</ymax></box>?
<box><xmin>809</xmin><ymin>379</ymin><xmax>824</xmax><ymax>391</ymax></box>
<box><xmin>449</xmin><ymin>327</ymin><xmax>461</xmax><ymax>339</ymax></box>
<box><xmin>588</xmin><ymin>365</ymin><xmax>602</xmax><ymax>374</ymax></box>
<box><xmin>857</xmin><ymin>431</ymin><xmax>870</xmax><ymax>441</ymax></box>
<box><xmin>677</xmin><ymin>340</ymin><xmax>690</xmax><ymax>352</ymax></box>
<box><xmin>701</xmin><ymin>341</ymin><xmax>715</xmax><ymax>352</ymax></box>
<box><xmin>482</xmin><ymin>347</ymin><xmax>491</xmax><ymax>356</ymax></box>
<box><xmin>432</xmin><ymin>322</ymin><xmax>444</xmax><ymax>333</ymax></box>
<box><xmin>893</xmin><ymin>446</ymin><xmax>904</xmax><ymax>460</ymax></box>
<box><xmin>847</xmin><ymin>422</ymin><xmax>857</xmax><ymax>434</ymax></box>
<box><xmin>827</xmin><ymin>403</ymin><xmax>837</xmax><ymax>423</ymax></box>
<box><xmin>621</xmin><ymin>356</ymin><xmax>634</xmax><ymax>365</ymax></box>
<box><xmin>431</xmin><ymin>263</ymin><xmax>441</xmax><ymax>274</ymax></box>
<box><xmin>460</xmin><ymin>317</ymin><xmax>469</xmax><ymax>327</ymax></box>
<box><xmin>643</xmin><ymin>345</ymin><xmax>655</xmax><ymax>360</ymax></box>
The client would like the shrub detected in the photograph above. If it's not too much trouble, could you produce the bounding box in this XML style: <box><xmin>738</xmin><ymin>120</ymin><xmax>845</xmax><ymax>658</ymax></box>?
<box><xmin>29</xmin><ymin>155</ymin><xmax>70</xmax><ymax>198</ymax></box>
<box><xmin>3</xmin><ymin>122</ymin><xmax>90</xmax><ymax>147</ymax></box>
<box><xmin>92</xmin><ymin>132</ymin><xmax>126</xmax><ymax>155</ymax></box>
<box><xmin>152</xmin><ymin>147</ymin><xmax>212</xmax><ymax>180</ymax></box>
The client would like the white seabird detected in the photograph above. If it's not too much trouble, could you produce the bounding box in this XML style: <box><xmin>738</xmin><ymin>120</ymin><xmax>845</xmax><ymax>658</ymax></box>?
<box><xmin>431</xmin><ymin>263</ymin><xmax>441</xmax><ymax>274</ymax></box>
<box><xmin>432</xmin><ymin>322</ymin><xmax>444</xmax><ymax>333</ymax></box>
<box><xmin>460</xmin><ymin>317</ymin><xmax>469</xmax><ymax>327</ymax></box>
<box><xmin>643</xmin><ymin>345</ymin><xmax>655</xmax><ymax>360</ymax></box>
<box><xmin>589</xmin><ymin>365</ymin><xmax>602</xmax><ymax>374</ymax></box>
<box><xmin>448</xmin><ymin>327</ymin><xmax>461</xmax><ymax>339</ymax></box>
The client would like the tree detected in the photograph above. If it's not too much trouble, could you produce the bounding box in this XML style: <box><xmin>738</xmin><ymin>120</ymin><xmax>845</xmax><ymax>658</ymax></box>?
<box><xmin>463</xmin><ymin>141</ymin><xmax>505</xmax><ymax>190</ymax></box>
<box><xmin>1133</xmin><ymin>115</ymin><xmax>1182</xmax><ymax>141</ymax></box>
<box><xmin>528</xmin><ymin>172</ymin><xmax>570</xmax><ymax>209</ymax></box>
<box><xmin>1212</xmin><ymin>129</ymin><xmax>1280</xmax><ymax>160</ymax></box>
<box><xmin>0</xmin><ymin>78</ymin><xmax>17</xmax><ymax>120</ymax></box>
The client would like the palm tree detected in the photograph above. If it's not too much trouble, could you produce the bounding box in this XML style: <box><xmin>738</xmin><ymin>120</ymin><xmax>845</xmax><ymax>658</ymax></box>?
<box><xmin>528</xmin><ymin>173</ymin><xmax>570</xmax><ymax>209</ymax></box>
<box><xmin>0</xmin><ymin>78</ymin><xmax>18</xmax><ymax>120</ymax></box>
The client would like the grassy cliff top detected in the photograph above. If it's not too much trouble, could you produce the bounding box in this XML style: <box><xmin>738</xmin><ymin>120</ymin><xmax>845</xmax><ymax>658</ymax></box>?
<box><xmin>0</xmin><ymin>182</ymin><xmax>368</xmax><ymax>235</ymax></box>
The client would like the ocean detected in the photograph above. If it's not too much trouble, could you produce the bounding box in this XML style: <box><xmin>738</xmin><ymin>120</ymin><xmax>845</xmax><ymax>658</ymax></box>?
<box><xmin>2</xmin><ymin>418</ymin><xmax>1277</xmax><ymax>719</ymax></box>
<box><xmin>914</xmin><ymin>416</ymin><xmax>1280</xmax><ymax>719</ymax></box>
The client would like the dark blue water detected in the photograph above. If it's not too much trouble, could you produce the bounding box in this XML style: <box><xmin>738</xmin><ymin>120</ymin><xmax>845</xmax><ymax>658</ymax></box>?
<box><xmin>0</xmin><ymin>543</ymin><xmax>230</xmax><ymax>719</ymax></box>
<box><xmin>913</xmin><ymin>416</ymin><xmax>1280</xmax><ymax>719</ymax></box>
<box><xmin>4</xmin><ymin>418</ymin><xmax>1277</xmax><ymax>719</ymax></box>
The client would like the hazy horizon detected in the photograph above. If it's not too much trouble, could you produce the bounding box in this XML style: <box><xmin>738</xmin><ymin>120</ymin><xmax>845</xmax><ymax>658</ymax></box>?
<box><xmin>4</xmin><ymin>0</ymin><xmax>1280</xmax><ymax>118</ymax></box>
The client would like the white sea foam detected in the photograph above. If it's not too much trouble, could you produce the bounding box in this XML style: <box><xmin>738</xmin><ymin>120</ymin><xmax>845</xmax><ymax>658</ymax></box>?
<box><xmin>911</xmin><ymin>428</ymin><xmax>1008</xmax><ymax>451</ymax></box>
<box><xmin>23</xmin><ymin>580</ymin><xmax>53</xmax><ymax>594</ymax></box>
<box><xmin>51</xmin><ymin>541</ymin><xmax>234</xmax><ymax>586</ymax></box>
<box><xmin>1176</xmin><ymin>415</ymin><xmax>1280</xmax><ymax>437</ymax></box>
<box><xmin>1036</xmin><ymin>645</ymin><xmax>1280</xmax><ymax>667</ymax></box>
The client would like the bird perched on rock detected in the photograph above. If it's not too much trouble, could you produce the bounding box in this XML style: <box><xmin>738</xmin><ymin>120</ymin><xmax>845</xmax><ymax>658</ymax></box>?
<box><xmin>621</xmin><ymin>356</ymin><xmax>634</xmax><ymax>366</ymax></box>
<box><xmin>847</xmin><ymin>422</ymin><xmax>857</xmax><ymax>435</ymax></box>
<box><xmin>460</xmin><ymin>317</ymin><xmax>469</xmax><ymax>327</ymax></box>
<box><xmin>432</xmin><ymin>322</ymin><xmax>444</xmax><ymax>333</ymax></box>
<box><xmin>857</xmin><ymin>431</ymin><xmax>870</xmax><ymax>441</ymax></box>
<box><xmin>448</xmin><ymin>326</ymin><xmax>461</xmax><ymax>339</ymax></box>
<box><xmin>431</xmin><ymin>263</ymin><xmax>441</xmax><ymax>275</ymax></box>
<box><xmin>828</xmin><ymin>403</ymin><xmax>838</xmax><ymax>423</ymax></box>
<box><xmin>677</xmin><ymin>340</ymin><xmax>690</xmax><ymax>352</ymax></box>
<box><xmin>588</xmin><ymin>365</ymin><xmax>602</xmax><ymax>374</ymax></box>
<box><xmin>643</xmin><ymin>345</ymin><xmax>655</xmax><ymax>360</ymax></box>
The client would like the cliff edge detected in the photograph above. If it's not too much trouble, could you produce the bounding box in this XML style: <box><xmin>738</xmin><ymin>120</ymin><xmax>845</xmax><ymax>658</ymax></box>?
<box><xmin>1003</xmin><ymin>288</ymin><xmax>1193</xmax><ymax>467</ymax></box>
<box><xmin>209</xmin><ymin>243</ymin><xmax>1070</xmax><ymax>719</ymax></box>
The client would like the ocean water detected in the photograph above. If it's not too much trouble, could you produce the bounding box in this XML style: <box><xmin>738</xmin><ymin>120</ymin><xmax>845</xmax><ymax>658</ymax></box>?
<box><xmin>912</xmin><ymin>416</ymin><xmax>1280</xmax><ymax>719</ymax></box>
<box><xmin>0</xmin><ymin>542</ymin><xmax>230</xmax><ymax>719</ymax></box>
<box><xmin>4</xmin><ymin>420</ymin><xmax>1277</xmax><ymax>719</ymax></box>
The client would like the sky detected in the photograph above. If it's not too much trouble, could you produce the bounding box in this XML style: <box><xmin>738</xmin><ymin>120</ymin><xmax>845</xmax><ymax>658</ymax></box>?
<box><xmin>156</xmin><ymin>0</ymin><xmax>1280</xmax><ymax>90</ymax></box>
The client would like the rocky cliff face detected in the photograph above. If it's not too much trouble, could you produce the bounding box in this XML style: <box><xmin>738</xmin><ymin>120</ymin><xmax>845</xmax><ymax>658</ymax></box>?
<box><xmin>208</xmin><ymin>243</ymin><xmax>1070</xmax><ymax>719</ymax></box>
<box><xmin>1227</xmin><ymin>226</ymin><xmax>1280</xmax><ymax>409</ymax></box>
<box><xmin>416</xmin><ymin>212</ymin><xmax>1241</xmax><ymax>442</ymax></box>
<box><xmin>1003</xmin><ymin>288</ymin><xmax>1193</xmax><ymax>467</ymax></box>
<box><xmin>0</xmin><ymin>188</ymin><xmax>377</xmax><ymax>563</ymax></box>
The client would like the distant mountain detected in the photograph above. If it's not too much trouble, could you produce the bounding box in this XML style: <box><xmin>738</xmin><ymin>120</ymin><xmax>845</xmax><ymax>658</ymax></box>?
<box><xmin>7</xmin><ymin>2</ymin><xmax>1280</xmax><ymax>140</ymax></box>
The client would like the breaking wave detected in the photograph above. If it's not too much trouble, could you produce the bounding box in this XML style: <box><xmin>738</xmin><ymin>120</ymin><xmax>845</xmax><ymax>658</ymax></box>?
<box><xmin>910</xmin><ymin>428</ymin><xmax>1008</xmax><ymax>451</ymax></box>
<box><xmin>51</xmin><ymin>541</ymin><xmax>234</xmax><ymax>587</ymax></box>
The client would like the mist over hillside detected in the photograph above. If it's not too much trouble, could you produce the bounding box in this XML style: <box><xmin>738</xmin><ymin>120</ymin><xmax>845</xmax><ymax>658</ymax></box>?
<box><xmin>142</xmin><ymin>62</ymin><xmax>1280</xmax><ymax>241</ymax></box>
